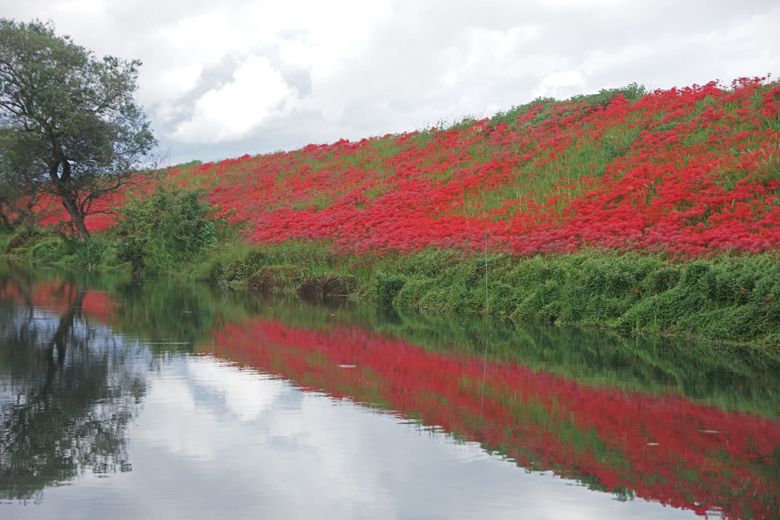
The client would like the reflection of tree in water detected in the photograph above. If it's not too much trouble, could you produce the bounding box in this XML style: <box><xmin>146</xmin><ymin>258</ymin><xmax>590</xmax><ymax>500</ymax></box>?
<box><xmin>0</xmin><ymin>279</ymin><xmax>146</xmax><ymax>502</ymax></box>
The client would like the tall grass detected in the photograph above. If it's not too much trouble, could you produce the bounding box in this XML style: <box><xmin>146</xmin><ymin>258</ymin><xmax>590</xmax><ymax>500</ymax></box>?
<box><xmin>204</xmin><ymin>243</ymin><xmax>780</xmax><ymax>349</ymax></box>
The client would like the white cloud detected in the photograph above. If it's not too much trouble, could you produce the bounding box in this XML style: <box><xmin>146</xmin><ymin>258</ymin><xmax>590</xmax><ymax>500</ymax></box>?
<box><xmin>1</xmin><ymin>0</ymin><xmax>778</xmax><ymax>163</ymax></box>
<box><xmin>171</xmin><ymin>55</ymin><xmax>294</xmax><ymax>143</ymax></box>
<box><xmin>534</xmin><ymin>70</ymin><xmax>586</xmax><ymax>97</ymax></box>
<box><xmin>140</xmin><ymin>63</ymin><xmax>203</xmax><ymax>108</ymax></box>
<box><xmin>187</xmin><ymin>356</ymin><xmax>285</xmax><ymax>421</ymax></box>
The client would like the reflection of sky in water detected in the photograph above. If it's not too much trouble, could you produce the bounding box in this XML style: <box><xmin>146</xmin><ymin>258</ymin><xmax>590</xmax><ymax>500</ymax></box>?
<box><xmin>4</xmin><ymin>352</ymin><xmax>696</xmax><ymax>520</ymax></box>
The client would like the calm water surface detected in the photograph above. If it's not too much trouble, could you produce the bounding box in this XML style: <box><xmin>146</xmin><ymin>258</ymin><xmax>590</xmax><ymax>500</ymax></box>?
<box><xmin>1</xmin><ymin>264</ymin><xmax>778</xmax><ymax>519</ymax></box>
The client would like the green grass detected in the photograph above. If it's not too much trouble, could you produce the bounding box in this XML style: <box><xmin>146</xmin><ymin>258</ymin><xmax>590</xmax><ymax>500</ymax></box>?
<box><xmin>201</xmin><ymin>242</ymin><xmax>780</xmax><ymax>350</ymax></box>
<box><xmin>0</xmin><ymin>230</ymin><xmax>10</xmax><ymax>251</ymax></box>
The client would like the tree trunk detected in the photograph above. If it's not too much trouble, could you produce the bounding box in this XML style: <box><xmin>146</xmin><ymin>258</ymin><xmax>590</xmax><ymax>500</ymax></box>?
<box><xmin>58</xmin><ymin>192</ymin><xmax>90</xmax><ymax>239</ymax></box>
<box><xmin>49</xmin><ymin>161</ymin><xmax>90</xmax><ymax>239</ymax></box>
<box><xmin>69</xmin><ymin>206</ymin><xmax>90</xmax><ymax>240</ymax></box>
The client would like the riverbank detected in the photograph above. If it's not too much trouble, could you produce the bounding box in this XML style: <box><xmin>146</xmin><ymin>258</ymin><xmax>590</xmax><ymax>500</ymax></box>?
<box><xmin>6</xmin><ymin>227</ymin><xmax>777</xmax><ymax>350</ymax></box>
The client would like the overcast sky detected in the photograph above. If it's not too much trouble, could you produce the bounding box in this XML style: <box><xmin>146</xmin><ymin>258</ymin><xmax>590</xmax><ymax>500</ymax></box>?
<box><xmin>2</xmin><ymin>0</ymin><xmax>778</xmax><ymax>165</ymax></box>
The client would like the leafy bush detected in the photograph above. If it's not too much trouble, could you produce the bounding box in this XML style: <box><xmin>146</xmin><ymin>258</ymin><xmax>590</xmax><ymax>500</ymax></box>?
<box><xmin>28</xmin><ymin>236</ymin><xmax>64</xmax><ymax>262</ymax></box>
<box><xmin>375</xmin><ymin>272</ymin><xmax>406</xmax><ymax>307</ymax></box>
<box><xmin>115</xmin><ymin>186</ymin><xmax>217</xmax><ymax>276</ymax></box>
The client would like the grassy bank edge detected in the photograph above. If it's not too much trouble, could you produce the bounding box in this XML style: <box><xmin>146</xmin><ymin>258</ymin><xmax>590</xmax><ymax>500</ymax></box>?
<box><xmin>3</xmin><ymin>228</ymin><xmax>778</xmax><ymax>350</ymax></box>
<box><xmin>202</xmin><ymin>240</ymin><xmax>780</xmax><ymax>351</ymax></box>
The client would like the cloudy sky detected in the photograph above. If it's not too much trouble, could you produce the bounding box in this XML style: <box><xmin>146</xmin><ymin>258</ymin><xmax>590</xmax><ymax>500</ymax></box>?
<box><xmin>2</xmin><ymin>0</ymin><xmax>778</xmax><ymax>165</ymax></box>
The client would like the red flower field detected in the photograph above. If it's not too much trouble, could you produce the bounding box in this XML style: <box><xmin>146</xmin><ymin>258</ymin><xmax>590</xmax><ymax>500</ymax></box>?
<box><xmin>35</xmin><ymin>78</ymin><xmax>780</xmax><ymax>257</ymax></box>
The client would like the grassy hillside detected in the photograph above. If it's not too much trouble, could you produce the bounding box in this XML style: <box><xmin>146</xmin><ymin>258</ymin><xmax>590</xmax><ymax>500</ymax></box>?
<box><xmin>21</xmin><ymin>78</ymin><xmax>780</xmax><ymax>348</ymax></box>
<box><xmin>38</xmin><ymin>77</ymin><xmax>780</xmax><ymax>256</ymax></box>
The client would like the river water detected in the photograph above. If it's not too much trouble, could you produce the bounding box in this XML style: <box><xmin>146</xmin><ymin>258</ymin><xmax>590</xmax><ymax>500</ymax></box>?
<box><xmin>0</xmin><ymin>264</ymin><xmax>778</xmax><ymax>519</ymax></box>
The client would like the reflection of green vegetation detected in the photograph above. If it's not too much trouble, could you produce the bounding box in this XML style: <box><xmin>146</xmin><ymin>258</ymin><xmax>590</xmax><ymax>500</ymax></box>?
<box><xmin>108</xmin><ymin>280</ymin><xmax>246</xmax><ymax>350</ymax></box>
<box><xmin>378</xmin><ymin>313</ymin><xmax>780</xmax><ymax>419</ymax></box>
<box><xmin>0</xmin><ymin>261</ymin><xmax>254</xmax><ymax>351</ymax></box>
<box><xmin>193</xmin><ymin>296</ymin><xmax>780</xmax><ymax>516</ymax></box>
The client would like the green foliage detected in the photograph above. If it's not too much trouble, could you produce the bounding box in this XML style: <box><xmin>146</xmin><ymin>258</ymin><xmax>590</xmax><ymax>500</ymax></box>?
<box><xmin>28</xmin><ymin>236</ymin><xmax>65</xmax><ymax>263</ymax></box>
<box><xmin>247</xmin><ymin>264</ymin><xmax>306</xmax><ymax>294</ymax></box>
<box><xmin>65</xmin><ymin>236</ymin><xmax>115</xmax><ymax>271</ymax></box>
<box><xmin>11</xmin><ymin>220</ymin><xmax>768</xmax><ymax>348</ymax></box>
<box><xmin>375</xmin><ymin>272</ymin><xmax>407</xmax><ymax>307</ymax></box>
<box><xmin>114</xmin><ymin>186</ymin><xmax>217</xmax><ymax>276</ymax></box>
<box><xmin>489</xmin><ymin>97</ymin><xmax>556</xmax><ymax>127</ymax></box>
<box><xmin>4</xmin><ymin>228</ymin><xmax>123</xmax><ymax>271</ymax></box>
<box><xmin>0</xmin><ymin>130</ymin><xmax>42</xmax><ymax>228</ymax></box>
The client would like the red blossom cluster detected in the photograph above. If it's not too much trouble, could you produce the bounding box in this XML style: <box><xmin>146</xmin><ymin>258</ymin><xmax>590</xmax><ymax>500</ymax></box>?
<box><xmin>31</xmin><ymin>78</ymin><xmax>780</xmax><ymax>256</ymax></box>
<box><xmin>209</xmin><ymin>318</ymin><xmax>780</xmax><ymax>519</ymax></box>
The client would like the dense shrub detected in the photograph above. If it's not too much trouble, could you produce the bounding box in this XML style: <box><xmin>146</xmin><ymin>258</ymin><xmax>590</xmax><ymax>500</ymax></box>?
<box><xmin>375</xmin><ymin>272</ymin><xmax>406</xmax><ymax>308</ymax></box>
<box><xmin>115</xmin><ymin>186</ymin><xmax>217</xmax><ymax>276</ymax></box>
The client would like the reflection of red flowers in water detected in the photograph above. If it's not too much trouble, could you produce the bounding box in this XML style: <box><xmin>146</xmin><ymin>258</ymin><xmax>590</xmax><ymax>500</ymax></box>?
<box><xmin>31</xmin><ymin>78</ymin><xmax>780</xmax><ymax>256</ymax></box>
<box><xmin>209</xmin><ymin>319</ymin><xmax>780</xmax><ymax>519</ymax></box>
<box><xmin>80</xmin><ymin>290</ymin><xmax>117</xmax><ymax>322</ymax></box>
<box><xmin>1</xmin><ymin>280</ymin><xmax>74</xmax><ymax>314</ymax></box>
<box><xmin>0</xmin><ymin>281</ymin><xmax>117</xmax><ymax>323</ymax></box>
